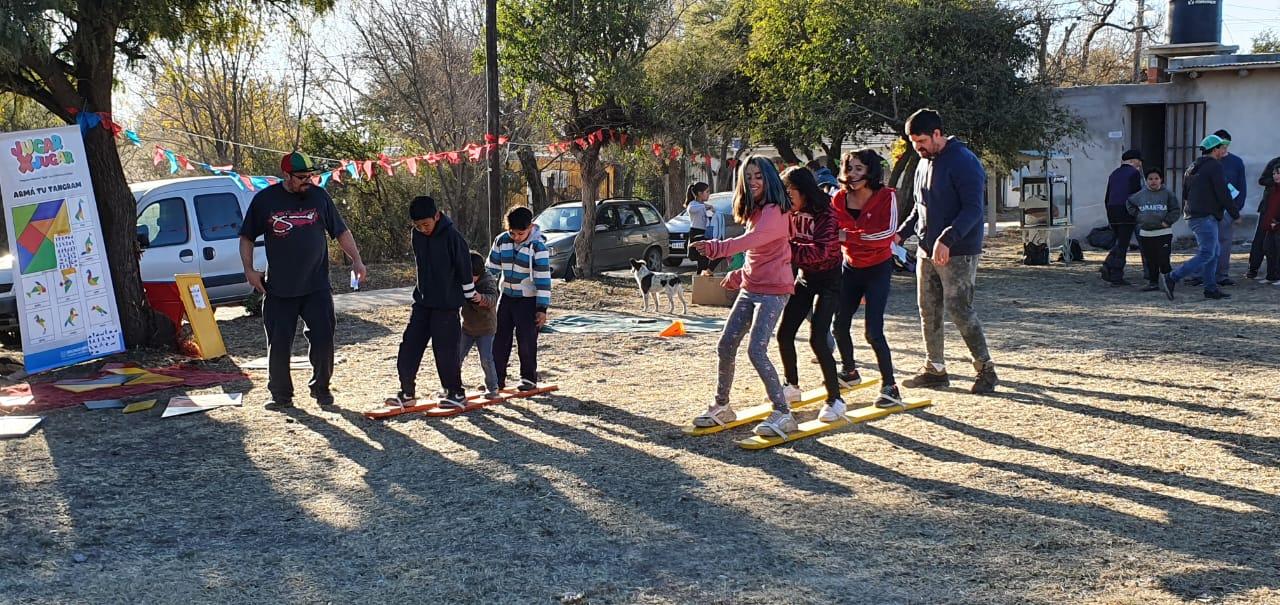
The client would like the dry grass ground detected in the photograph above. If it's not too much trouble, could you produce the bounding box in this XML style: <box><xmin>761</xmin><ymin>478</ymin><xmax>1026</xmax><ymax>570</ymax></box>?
<box><xmin>2</xmin><ymin>232</ymin><xmax>1279</xmax><ymax>604</ymax></box>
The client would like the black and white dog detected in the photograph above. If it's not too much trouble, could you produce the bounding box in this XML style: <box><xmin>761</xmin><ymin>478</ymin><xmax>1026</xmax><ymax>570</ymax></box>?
<box><xmin>629</xmin><ymin>259</ymin><xmax>686</xmax><ymax>314</ymax></box>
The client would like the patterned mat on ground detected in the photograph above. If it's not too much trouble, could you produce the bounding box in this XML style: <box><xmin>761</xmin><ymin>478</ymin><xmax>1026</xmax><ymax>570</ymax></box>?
<box><xmin>541</xmin><ymin>311</ymin><xmax>724</xmax><ymax>334</ymax></box>
<box><xmin>0</xmin><ymin>364</ymin><xmax>249</xmax><ymax>414</ymax></box>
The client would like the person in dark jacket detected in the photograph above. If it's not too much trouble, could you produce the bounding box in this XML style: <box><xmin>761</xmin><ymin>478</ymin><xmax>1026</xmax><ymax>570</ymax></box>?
<box><xmin>1101</xmin><ymin>149</ymin><xmax>1145</xmax><ymax>285</ymax></box>
<box><xmin>1246</xmin><ymin>155</ymin><xmax>1280</xmax><ymax>280</ymax></box>
<box><xmin>384</xmin><ymin>195</ymin><xmax>478</xmax><ymax>409</ymax></box>
<box><xmin>1161</xmin><ymin>135</ymin><xmax>1242</xmax><ymax>301</ymax></box>
<box><xmin>895</xmin><ymin>109</ymin><xmax>996</xmax><ymax>394</ymax></box>
<box><xmin>1258</xmin><ymin>164</ymin><xmax>1280</xmax><ymax>284</ymax></box>
<box><xmin>1212</xmin><ymin>130</ymin><xmax>1246</xmax><ymax>285</ymax></box>
<box><xmin>1126</xmin><ymin>168</ymin><xmax>1181</xmax><ymax>291</ymax></box>
<box><xmin>239</xmin><ymin>151</ymin><xmax>367</xmax><ymax>410</ymax></box>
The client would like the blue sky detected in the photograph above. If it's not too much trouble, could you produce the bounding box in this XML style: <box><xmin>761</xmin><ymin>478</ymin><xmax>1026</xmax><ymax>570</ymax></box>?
<box><xmin>1221</xmin><ymin>0</ymin><xmax>1280</xmax><ymax>49</ymax></box>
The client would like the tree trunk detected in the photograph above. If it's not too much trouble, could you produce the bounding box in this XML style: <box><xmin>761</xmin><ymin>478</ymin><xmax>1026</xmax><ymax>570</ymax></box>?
<box><xmin>620</xmin><ymin>163</ymin><xmax>635</xmax><ymax>198</ymax></box>
<box><xmin>664</xmin><ymin>158</ymin><xmax>687</xmax><ymax>220</ymax></box>
<box><xmin>772</xmin><ymin>138</ymin><xmax>801</xmax><ymax>165</ymax></box>
<box><xmin>820</xmin><ymin>132</ymin><xmax>845</xmax><ymax>172</ymax></box>
<box><xmin>83</xmin><ymin>126</ymin><xmax>168</xmax><ymax>347</ymax></box>
<box><xmin>889</xmin><ymin>144</ymin><xmax>920</xmax><ymax>219</ymax></box>
<box><xmin>573</xmin><ymin>144</ymin><xmax>603</xmax><ymax>278</ymax></box>
<box><xmin>517</xmin><ymin>146</ymin><xmax>548</xmax><ymax>213</ymax></box>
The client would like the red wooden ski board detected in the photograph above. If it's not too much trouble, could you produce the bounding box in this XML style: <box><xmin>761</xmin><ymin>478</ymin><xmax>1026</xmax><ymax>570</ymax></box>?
<box><xmin>421</xmin><ymin>385</ymin><xmax>559</xmax><ymax>418</ymax></box>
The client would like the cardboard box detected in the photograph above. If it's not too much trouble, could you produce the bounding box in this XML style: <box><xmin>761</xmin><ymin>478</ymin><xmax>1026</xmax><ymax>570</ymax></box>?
<box><xmin>692</xmin><ymin>274</ymin><xmax>737</xmax><ymax>307</ymax></box>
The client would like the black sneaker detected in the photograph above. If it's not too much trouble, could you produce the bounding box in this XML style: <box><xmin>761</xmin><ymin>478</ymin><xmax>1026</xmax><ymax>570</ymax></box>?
<box><xmin>1245</xmin><ymin>270</ymin><xmax>1258</xmax><ymax>280</ymax></box>
<box><xmin>971</xmin><ymin>365</ymin><xmax>998</xmax><ymax>394</ymax></box>
<box><xmin>1204</xmin><ymin>289</ymin><xmax>1231</xmax><ymax>300</ymax></box>
<box><xmin>439</xmin><ymin>390</ymin><xmax>467</xmax><ymax>408</ymax></box>
<box><xmin>312</xmin><ymin>390</ymin><xmax>335</xmax><ymax>406</ymax></box>
<box><xmin>1217</xmin><ymin>277</ymin><xmax>1236</xmax><ymax>286</ymax></box>
<box><xmin>265</xmin><ymin>397</ymin><xmax>294</xmax><ymax>410</ymax></box>
<box><xmin>516</xmin><ymin>379</ymin><xmax>539</xmax><ymax>392</ymax></box>
<box><xmin>836</xmin><ymin>368</ymin><xmax>862</xmax><ymax>387</ymax></box>
<box><xmin>874</xmin><ymin>384</ymin><xmax>905</xmax><ymax>409</ymax></box>
<box><xmin>903</xmin><ymin>367</ymin><xmax>950</xmax><ymax>389</ymax></box>
<box><xmin>1159</xmin><ymin>273</ymin><xmax>1175</xmax><ymax>301</ymax></box>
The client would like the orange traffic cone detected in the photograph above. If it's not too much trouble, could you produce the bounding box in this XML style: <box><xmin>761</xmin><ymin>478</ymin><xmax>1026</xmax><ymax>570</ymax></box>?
<box><xmin>658</xmin><ymin>320</ymin><xmax>687</xmax><ymax>337</ymax></box>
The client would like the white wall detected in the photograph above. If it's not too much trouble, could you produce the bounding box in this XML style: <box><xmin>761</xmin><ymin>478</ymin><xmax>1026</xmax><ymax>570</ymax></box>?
<box><xmin>1055</xmin><ymin>69</ymin><xmax>1279</xmax><ymax>239</ymax></box>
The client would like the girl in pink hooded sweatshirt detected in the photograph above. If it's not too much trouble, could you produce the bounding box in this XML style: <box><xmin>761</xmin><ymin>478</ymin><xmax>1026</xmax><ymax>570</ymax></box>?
<box><xmin>690</xmin><ymin>156</ymin><xmax>797</xmax><ymax>438</ymax></box>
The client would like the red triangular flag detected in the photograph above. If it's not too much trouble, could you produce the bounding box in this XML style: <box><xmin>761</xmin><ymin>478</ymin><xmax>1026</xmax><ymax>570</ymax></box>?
<box><xmin>670</xmin><ymin>148</ymin><xmax>680</xmax><ymax>161</ymax></box>
<box><xmin>152</xmin><ymin>146</ymin><xmax>165</xmax><ymax>166</ymax></box>
<box><xmin>332</xmin><ymin>168</ymin><xmax>342</xmax><ymax>183</ymax></box>
<box><xmin>651</xmin><ymin>143</ymin><xmax>663</xmax><ymax>158</ymax></box>
<box><xmin>446</xmin><ymin>151</ymin><xmax>460</xmax><ymax>164</ymax></box>
<box><xmin>498</xmin><ymin>135</ymin><xmax>509</xmax><ymax>145</ymax></box>
<box><xmin>619</xmin><ymin>132</ymin><xmax>629</xmax><ymax>146</ymax></box>
<box><xmin>362</xmin><ymin>160</ymin><xmax>375</xmax><ymax>179</ymax></box>
<box><xmin>178</xmin><ymin>155</ymin><xmax>193</xmax><ymax>171</ymax></box>
<box><xmin>240</xmin><ymin>175</ymin><xmax>255</xmax><ymax>190</ymax></box>
<box><xmin>405</xmin><ymin>157</ymin><xmax>418</xmax><ymax>175</ymax></box>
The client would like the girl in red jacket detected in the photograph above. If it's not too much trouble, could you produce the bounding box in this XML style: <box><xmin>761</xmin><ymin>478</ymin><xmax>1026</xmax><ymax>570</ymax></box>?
<box><xmin>690</xmin><ymin>156</ymin><xmax>797</xmax><ymax>438</ymax></box>
<box><xmin>832</xmin><ymin>149</ymin><xmax>904</xmax><ymax>409</ymax></box>
<box><xmin>774</xmin><ymin>166</ymin><xmax>846</xmax><ymax>421</ymax></box>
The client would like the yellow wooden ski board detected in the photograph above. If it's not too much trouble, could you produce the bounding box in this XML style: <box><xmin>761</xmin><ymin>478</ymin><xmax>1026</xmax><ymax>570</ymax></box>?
<box><xmin>736</xmin><ymin>398</ymin><xmax>932</xmax><ymax>450</ymax></box>
<box><xmin>174</xmin><ymin>273</ymin><xmax>226</xmax><ymax>359</ymax></box>
<box><xmin>682</xmin><ymin>378</ymin><xmax>881</xmax><ymax>436</ymax></box>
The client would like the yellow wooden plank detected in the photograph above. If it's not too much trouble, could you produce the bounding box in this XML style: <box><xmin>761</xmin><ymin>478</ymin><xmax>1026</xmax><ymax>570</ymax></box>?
<box><xmin>683</xmin><ymin>378</ymin><xmax>881</xmax><ymax>436</ymax></box>
<box><xmin>737</xmin><ymin>398</ymin><xmax>932</xmax><ymax>450</ymax></box>
<box><xmin>122</xmin><ymin>399</ymin><xmax>157</xmax><ymax>414</ymax></box>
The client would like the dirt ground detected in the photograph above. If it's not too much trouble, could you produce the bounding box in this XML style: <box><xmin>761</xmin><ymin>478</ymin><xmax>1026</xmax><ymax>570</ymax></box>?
<box><xmin>3</xmin><ymin>232</ymin><xmax>1280</xmax><ymax>604</ymax></box>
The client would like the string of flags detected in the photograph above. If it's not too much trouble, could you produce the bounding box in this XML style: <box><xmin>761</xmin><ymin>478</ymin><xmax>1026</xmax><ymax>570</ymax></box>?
<box><xmin>73</xmin><ymin>109</ymin><xmax>727</xmax><ymax>192</ymax></box>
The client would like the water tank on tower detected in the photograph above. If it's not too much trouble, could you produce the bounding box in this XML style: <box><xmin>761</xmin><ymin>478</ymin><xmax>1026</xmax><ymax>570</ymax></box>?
<box><xmin>1167</xmin><ymin>0</ymin><xmax>1222</xmax><ymax>45</ymax></box>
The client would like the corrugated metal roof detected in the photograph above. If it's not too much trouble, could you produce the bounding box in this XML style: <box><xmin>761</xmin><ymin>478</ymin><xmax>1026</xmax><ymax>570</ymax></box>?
<box><xmin>1168</xmin><ymin>53</ymin><xmax>1280</xmax><ymax>73</ymax></box>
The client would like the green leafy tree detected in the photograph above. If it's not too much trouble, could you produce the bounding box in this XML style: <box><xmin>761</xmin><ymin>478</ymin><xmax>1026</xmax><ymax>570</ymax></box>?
<box><xmin>1253</xmin><ymin>29</ymin><xmax>1280</xmax><ymax>54</ymax></box>
<box><xmin>499</xmin><ymin>0</ymin><xmax>674</xmax><ymax>277</ymax></box>
<box><xmin>0</xmin><ymin>0</ymin><xmax>332</xmax><ymax>347</ymax></box>
<box><xmin>747</xmin><ymin>0</ymin><xmax>1080</xmax><ymax>211</ymax></box>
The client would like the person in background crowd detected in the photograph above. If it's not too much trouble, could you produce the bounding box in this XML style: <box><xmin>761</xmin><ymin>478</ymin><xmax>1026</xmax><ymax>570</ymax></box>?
<box><xmin>1255</xmin><ymin>163</ymin><xmax>1280</xmax><ymax>285</ymax></box>
<box><xmin>1101</xmin><ymin>149</ymin><xmax>1144</xmax><ymax>286</ymax></box>
<box><xmin>685</xmin><ymin>182</ymin><xmax>714</xmax><ymax>275</ymax></box>
<box><xmin>1161</xmin><ymin>134</ymin><xmax>1241</xmax><ymax>301</ymax></box>
<box><xmin>1245</xmin><ymin>155</ymin><xmax>1280</xmax><ymax>281</ymax></box>
<box><xmin>1190</xmin><ymin>129</ymin><xmax>1246</xmax><ymax>287</ymax></box>
<box><xmin>1126</xmin><ymin>168</ymin><xmax>1181</xmax><ymax>292</ymax></box>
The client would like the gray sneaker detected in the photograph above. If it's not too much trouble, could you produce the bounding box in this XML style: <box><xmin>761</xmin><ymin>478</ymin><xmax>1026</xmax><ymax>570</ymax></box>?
<box><xmin>693</xmin><ymin>404</ymin><xmax>736</xmax><ymax>427</ymax></box>
<box><xmin>753</xmin><ymin>410</ymin><xmax>798</xmax><ymax>438</ymax></box>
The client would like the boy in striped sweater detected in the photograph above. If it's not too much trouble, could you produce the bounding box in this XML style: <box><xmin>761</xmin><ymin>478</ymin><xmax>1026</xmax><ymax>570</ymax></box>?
<box><xmin>486</xmin><ymin>206</ymin><xmax>552</xmax><ymax>391</ymax></box>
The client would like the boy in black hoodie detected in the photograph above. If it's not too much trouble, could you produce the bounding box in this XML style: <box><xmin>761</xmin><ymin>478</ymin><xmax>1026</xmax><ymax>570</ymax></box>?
<box><xmin>385</xmin><ymin>196</ymin><xmax>478</xmax><ymax>409</ymax></box>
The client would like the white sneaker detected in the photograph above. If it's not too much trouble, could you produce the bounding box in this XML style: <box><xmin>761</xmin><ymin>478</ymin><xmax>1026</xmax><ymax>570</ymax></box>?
<box><xmin>817</xmin><ymin>398</ymin><xmax>847</xmax><ymax>422</ymax></box>
<box><xmin>782</xmin><ymin>384</ymin><xmax>803</xmax><ymax>404</ymax></box>
<box><xmin>693</xmin><ymin>404</ymin><xmax>736</xmax><ymax>427</ymax></box>
<box><xmin>753</xmin><ymin>410</ymin><xmax>798</xmax><ymax>438</ymax></box>
<box><xmin>1272</xmin><ymin>280</ymin><xmax>1280</xmax><ymax>286</ymax></box>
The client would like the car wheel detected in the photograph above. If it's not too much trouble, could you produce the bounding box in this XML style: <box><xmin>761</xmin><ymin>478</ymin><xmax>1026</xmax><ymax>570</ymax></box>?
<box><xmin>662</xmin><ymin>257</ymin><xmax>683</xmax><ymax>268</ymax></box>
<box><xmin>563</xmin><ymin>256</ymin><xmax>576</xmax><ymax>281</ymax></box>
<box><xmin>643</xmin><ymin>246</ymin><xmax>663</xmax><ymax>271</ymax></box>
<box><xmin>0</xmin><ymin>330</ymin><xmax>20</xmax><ymax>349</ymax></box>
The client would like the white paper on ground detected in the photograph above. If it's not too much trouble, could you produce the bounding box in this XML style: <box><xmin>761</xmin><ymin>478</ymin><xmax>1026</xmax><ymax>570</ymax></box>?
<box><xmin>161</xmin><ymin>393</ymin><xmax>243</xmax><ymax>418</ymax></box>
<box><xmin>0</xmin><ymin>416</ymin><xmax>43</xmax><ymax>438</ymax></box>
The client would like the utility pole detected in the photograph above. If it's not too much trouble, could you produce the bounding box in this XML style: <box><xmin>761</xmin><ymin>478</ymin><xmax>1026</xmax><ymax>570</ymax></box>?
<box><xmin>1134</xmin><ymin>0</ymin><xmax>1146</xmax><ymax>82</ymax></box>
<box><xmin>485</xmin><ymin>0</ymin><xmax>501</xmax><ymax>243</ymax></box>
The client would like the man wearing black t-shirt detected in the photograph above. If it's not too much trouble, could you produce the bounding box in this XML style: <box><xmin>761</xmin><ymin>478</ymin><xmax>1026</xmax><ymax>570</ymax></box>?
<box><xmin>239</xmin><ymin>152</ymin><xmax>367</xmax><ymax>409</ymax></box>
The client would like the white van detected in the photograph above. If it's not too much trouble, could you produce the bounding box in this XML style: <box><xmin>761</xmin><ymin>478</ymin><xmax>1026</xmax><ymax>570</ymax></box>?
<box><xmin>131</xmin><ymin>176</ymin><xmax>267</xmax><ymax>305</ymax></box>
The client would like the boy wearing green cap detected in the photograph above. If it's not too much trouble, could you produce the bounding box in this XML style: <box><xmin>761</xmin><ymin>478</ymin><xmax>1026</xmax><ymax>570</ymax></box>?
<box><xmin>240</xmin><ymin>151</ymin><xmax>367</xmax><ymax>409</ymax></box>
<box><xmin>1160</xmin><ymin>135</ymin><xmax>1240</xmax><ymax>301</ymax></box>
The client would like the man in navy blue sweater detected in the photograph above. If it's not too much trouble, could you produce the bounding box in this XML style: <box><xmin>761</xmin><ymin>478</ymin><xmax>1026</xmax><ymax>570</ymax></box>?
<box><xmin>896</xmin><ymin>109</ymin><xmax>997</xmax><ymax>394</ymax></box>
<box><xmin>1211</xmin><ymin>129</ymin><xmax>1246</xmax><ymax>286</ymax></box>
<box><xmin>1100</xmin><ymin>149</ymin><xmax>1145</xmax><ymax>285</ymax></box>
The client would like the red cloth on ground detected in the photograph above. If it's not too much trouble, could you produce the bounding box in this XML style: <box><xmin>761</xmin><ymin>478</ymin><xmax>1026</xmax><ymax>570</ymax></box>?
<box><xmin>0</xmin><ymin>364</ymin><xmax>249</xmax><ymax>414</ymax></box>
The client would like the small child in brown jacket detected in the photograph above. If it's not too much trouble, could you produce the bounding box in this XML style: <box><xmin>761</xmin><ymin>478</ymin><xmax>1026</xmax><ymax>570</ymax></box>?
<box><xmin>460</xmin><ymin>251</ymin><xmax>501</xmax><ymax>397</ymax></box>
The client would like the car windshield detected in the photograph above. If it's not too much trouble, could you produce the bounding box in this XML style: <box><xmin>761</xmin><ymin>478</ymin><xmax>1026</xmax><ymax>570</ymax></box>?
<box><xmin>535</xmin><ymin>206</ymin><xmax>582</xmax><ymax>233</ymax></box>
<box><xmin>676</xmin><ymin>194</ymin><xmax>732</xmax><ymax>219</ymax></box>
